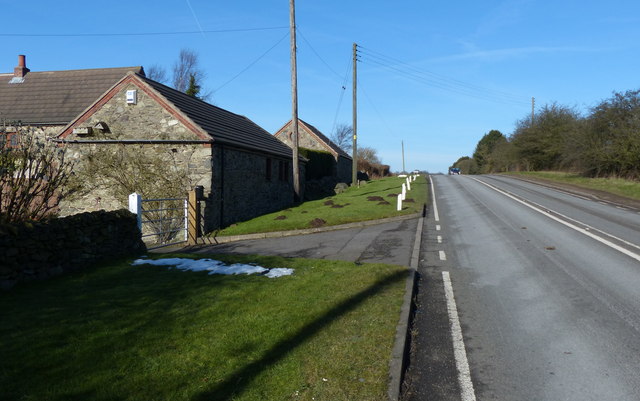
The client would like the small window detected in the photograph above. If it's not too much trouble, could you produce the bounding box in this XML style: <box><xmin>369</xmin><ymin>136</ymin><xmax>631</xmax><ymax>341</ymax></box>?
<box><xmin>10</xmin><ymin>133</ymin><xmax>20</xmax><ymax>148</ymax></box>
<box><xmin>278</xmin><ymin>160</ymin><xmax>289</xmax><ymax>182</ymax></box>
<box><xmin>266</xmin><ymin>158</ymin><xmax>272</xmax><ymax>181</ymax></box>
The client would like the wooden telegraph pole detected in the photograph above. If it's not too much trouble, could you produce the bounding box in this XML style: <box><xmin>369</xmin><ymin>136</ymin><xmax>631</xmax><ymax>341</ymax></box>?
<box><xmin>352</xmin><ymin>43</ymin><xmax>358</xmax><ymax>186</ymax></box>
<box><xmin>531</xmin><ymin>97</ymin><xmax>535</xmax><ymax>126</ymax></box>
<box><xmin>289</xmin><ymin>0</ymin><xmax>301</xmax><ymax>201</ymax></box>
<box><xmin>402</xmin><ymin>140</ymin><xmax>405</xmax><ymax>174</ymax></box>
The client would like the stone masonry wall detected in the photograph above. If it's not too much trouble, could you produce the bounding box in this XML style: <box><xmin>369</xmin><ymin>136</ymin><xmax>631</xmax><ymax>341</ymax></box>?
<box><xmin>0</xmin><ymin>210</ymin><xmax>146</xmax><ymax>290</ymax></box>
<box><xmin>207</xmin><ymin>145</ymin><xmax>297</xmax><ymax>230</ymax></box>
<box><xmin>58</xmin><ymin>83</ymin><xmax>214</xmax><ymax>216</ymax></box>
<box><xmin>60</xmin><ymin>143</ymin><xmax>212</xmax><ymax>216</ymax></box>
<box><xmin>275</xmin><ymin>124</ymin><xmax>331</xmax><ymax>154</ymax></box>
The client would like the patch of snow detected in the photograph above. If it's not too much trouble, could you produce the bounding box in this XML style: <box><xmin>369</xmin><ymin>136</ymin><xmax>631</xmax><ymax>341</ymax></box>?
<box><xmin>265</xmin><ymin>268</ymin><xmax>295</xmax><ymax>278</ymax></box>
<box><xmin>132</xmin><ymin>258</ymin><xmax>293</xmax><ymax>278</ymax></box>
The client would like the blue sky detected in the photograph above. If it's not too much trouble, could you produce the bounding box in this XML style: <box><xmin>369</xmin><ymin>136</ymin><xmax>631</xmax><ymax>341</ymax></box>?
<box><xmin>2</xmin><ymin>0</ymin><xmax>639</xmax><ymax>173</ymax></box>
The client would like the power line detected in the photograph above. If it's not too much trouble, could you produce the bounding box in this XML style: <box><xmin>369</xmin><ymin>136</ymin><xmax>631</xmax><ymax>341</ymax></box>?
<box><xmin>330</xmin><ymin>58</ymin><xmax>352</xmax><ymax>136</ymax></box>
<box><xmin>212</xmin><ymin>31</ymin><xmax>289</xmax><ymax>93</ymax></box>
<box><xmin>359</xmin><ymin>81</ymin><xmax>396</xmax><ymax>139</ymax></box>
<box><xmin>296</xmin><ymin>28</ymin><xmax>344</xmax><ymax>80</ymax></box>
<box><xmin>0</xmin><ymin>26</ymin><xmax>289</xmax><ymax>38</ymax></box>
<box><xmin>358</xmin><ymin>46</ymin><xmax>530</xmax><ymax>107</ymax></box>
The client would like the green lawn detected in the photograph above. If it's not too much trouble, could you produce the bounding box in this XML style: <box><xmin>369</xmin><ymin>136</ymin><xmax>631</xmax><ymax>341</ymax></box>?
<box><xmin>505</xmin><ymin>171</ymin><xmax>640</xmax><ymax>201</ymax></box>
<box><xmin>215</xmin><ymin>175</ymin><xmax>427</xmax><ymax>236</ymax></box>
<box><xmin>0</xmin><ymin>254</ymin><xmax>407</xmax><ymax>401</ymax></box>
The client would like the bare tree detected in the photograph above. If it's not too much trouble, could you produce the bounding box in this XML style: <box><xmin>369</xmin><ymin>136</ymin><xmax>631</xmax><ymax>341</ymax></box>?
<box><xmin>145</xmin><ymin>64</ymin><xmax>168</xmax><ymax>84</ymax></box>
<box><xmin>172</xmin><ymin>49</ymin><xmax>202</xmax><ymax>93</ymax></box>
<box><xmin>357</xmin><ymin>146</ymin><xmax>381</xmax><ymax>164</ymax></box>
<box><xmin>0</xmin><ymin>126</ymin><xmax>78</xmax><ymax>223</ymax></box>
<box><xmin>331</xmin><ymin>124</ymin><xmax>353</xmax><ymax>153</ymax></box>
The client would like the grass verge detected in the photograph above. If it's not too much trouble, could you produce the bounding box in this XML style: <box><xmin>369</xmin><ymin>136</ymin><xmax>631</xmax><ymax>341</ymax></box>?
<box><xmin>215</xmin><ymin>175</ymin><xmax>427</xmax><ymax>236</ymax></box>
<box><xmin>504</xmin><ymin>171</ymin><xmax>640</xmax><ymax>200</ymax></box>
<box><xmin>0</xmin><ymin>254</ymin><xmax>407</xmax><ymax>401</ymax></box>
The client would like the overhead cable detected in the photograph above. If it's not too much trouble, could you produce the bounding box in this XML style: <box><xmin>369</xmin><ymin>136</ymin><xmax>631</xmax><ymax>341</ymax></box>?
<box><xmin>358</xmin><ymin>46</ymin><xmax>529</xmax><ymax>106</ymax></box>
<box><xmin>212</xmin><ymin>31</ymin><xmax>289</xmax><ymax>93</ymax></box>
<box><xmin>0</xmin><ymin>26</ymin><xmax>289</xmax><ymax>37</ymax></box>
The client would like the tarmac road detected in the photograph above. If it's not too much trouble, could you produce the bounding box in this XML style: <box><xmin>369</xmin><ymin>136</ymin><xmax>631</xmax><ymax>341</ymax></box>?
<box><xmin>404</xmin><ymin>174</ymin><xmax>640</xmax><ymax>401</ymax></box>
<box><xmin>185</xmin><ymin>217</ymin><xmax>419</xmax><ymax>266</ymax></box>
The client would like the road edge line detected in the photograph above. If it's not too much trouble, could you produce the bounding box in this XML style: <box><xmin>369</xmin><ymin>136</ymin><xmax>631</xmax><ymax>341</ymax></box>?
<box><xmin>443</xmin><ymin>271</ymin><xmax>477</xmax><ymax>401</ymax></box>
<box><xmin>388</xmin><ymin>215</ymin><xmax>423</xmax><ymax>401</ymax></box>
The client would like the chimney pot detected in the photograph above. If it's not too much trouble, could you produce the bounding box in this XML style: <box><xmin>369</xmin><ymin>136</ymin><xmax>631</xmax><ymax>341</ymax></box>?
<box><xmin>14</xmin><ymin>54</ymin><xmax>30</xmax><ymax>78</ymax></box>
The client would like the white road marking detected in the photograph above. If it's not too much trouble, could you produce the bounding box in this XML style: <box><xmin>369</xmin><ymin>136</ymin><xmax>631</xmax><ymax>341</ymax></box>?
<box><xmin>439</xmin><ymin>250</ymin><xmax>447</xmax><ymax>261</ymax></box>
<box><xmin>436</xmin><ymin>225</ymin><xmax>441</xmax><ymax>231</ymax></box>
<box><xmin>437</xmin><ymin>235</ymin><xmax>443</xmax><ymax>244</ymax></box>
<box><xmin>442</xmin><ymin>271</ymin><xmax>477</xmax><ymax>401</ymax></box>
<box><xmin>430</xmin><ymin>175</ymin><xmax>440</xmax><ymax>222</ymax></box>
<box><xmin>472</xmin><ymin>178</ymin><xmax>640</xmax><ymax>263</ymax></box>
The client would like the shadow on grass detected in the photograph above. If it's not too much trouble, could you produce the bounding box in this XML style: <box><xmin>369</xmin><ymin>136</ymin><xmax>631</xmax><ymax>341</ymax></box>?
<box><xmin>0</xmin><ymin>258</ymin><xmax>228</xmax><ymax>400</ymax></box>
<box><xmin>192</xmin><ymin>269</ymin><xmax>407</xmax><ymax>401</ymax></box>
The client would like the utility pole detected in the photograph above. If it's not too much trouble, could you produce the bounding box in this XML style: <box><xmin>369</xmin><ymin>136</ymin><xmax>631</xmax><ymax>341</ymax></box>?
<box><xmin>402</xmin><ymin>140</ymin><xmax>405</xmax><ymax>174</ymax></box>
<box><xmin>352</xmin><ymin>43</ymin><xmax>358</xmax><ymax>186</ymax></box>
<box><xmin>531</xmin><ymin>97</ymin><xmax>535</xmax><ymax>126</ymax></box>
<box><xmin>289</xmin><ymin>0</ymin><xmax>300</xmax><ymax>201</ymax></box>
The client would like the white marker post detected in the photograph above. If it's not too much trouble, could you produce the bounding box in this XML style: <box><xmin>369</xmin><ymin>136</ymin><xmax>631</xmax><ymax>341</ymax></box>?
<box><xmin>402</xmin><ymin>183</ymin><xmax>406</xmax><ymax>200</ymax></box>
<box><xmin>397</xmin><ymin>194</ymin><xmax>402</xmax><ymax>211</ymax></box>
<box><xmin>406</xmin><ymin>177</ymin><xmax>411</xmax><ymax>191</ymax></box>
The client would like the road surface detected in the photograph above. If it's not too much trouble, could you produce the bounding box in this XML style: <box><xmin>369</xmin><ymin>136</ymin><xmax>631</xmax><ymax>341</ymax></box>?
<box><xmin>405</xmin><ymin>174</ymin><xmax>640</xmax><ymax>401</ymax></box>
<box><xmin>186</xmin><ymin>218</ymin><xmax>418</xmax><ymax>266</ymax></box>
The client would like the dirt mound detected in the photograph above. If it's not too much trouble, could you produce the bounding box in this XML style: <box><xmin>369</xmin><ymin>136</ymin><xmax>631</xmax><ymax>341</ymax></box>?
<box><xmin>309</xmin><ymin>218</ymin><xmax>327</xmax><ymax>228</ymax></box>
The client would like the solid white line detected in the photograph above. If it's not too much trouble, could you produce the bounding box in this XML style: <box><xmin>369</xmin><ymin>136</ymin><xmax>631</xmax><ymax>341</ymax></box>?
<box><xmin>472</xmin><ymin>178</ymin><xmax>640</xmax><ymax>263</ymax></box>
<box><xmin>430</xmin><ymin>175</ymin><xmax>440</xmax><ymax>222</ymax></box>
<box><xmin>437</xmin><ymin>235</ymin><xmax>443</xmax><ymax>244</ymax></box>
<box><xmin>442</xmin><ymin>271</ymin><xmax>477</xmax><ymax>401</ymax></box>
<box><xmin>439</xmin><ymin>250</ymin><xmax>447</xmax><ymax>261</ymax></box>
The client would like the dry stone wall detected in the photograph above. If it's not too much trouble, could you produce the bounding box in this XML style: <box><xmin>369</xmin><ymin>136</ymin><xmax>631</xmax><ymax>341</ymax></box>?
<box><xmin>0</xmin><ymin>210</ymin><xmax>146</xmax><ymax>290</ymax></box>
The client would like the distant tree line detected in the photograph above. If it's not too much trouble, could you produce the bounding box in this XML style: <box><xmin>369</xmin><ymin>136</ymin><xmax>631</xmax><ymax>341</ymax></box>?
<box><xmin>450</xmin><ymin>89</ymin><xmax>640</xmax><ymax>180</ymax></box>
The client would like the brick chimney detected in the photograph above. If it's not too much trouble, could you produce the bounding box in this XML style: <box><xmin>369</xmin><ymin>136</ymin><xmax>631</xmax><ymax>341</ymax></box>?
<box><xmin>13</xmin><ymin>55</ymin><xmax>30</xmax><ymax>78</ymax></box>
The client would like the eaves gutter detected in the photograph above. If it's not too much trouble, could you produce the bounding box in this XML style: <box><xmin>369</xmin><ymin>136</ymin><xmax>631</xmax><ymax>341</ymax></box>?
<box><xmin>50</xmin><ymin>139</ymin><xmax>214</xmax><ymax>145</ymax></box>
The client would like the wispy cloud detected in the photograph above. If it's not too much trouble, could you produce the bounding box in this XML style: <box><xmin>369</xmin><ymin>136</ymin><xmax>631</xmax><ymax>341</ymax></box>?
<box><xmin>473</xmin><ymin>0</ymin><xmax>534</xmax><ymax>38</ymax></box>
<box><xmin>428</xmin><ymin>46</ymin><xmax>604</xmax><ymax>64</ymax></box>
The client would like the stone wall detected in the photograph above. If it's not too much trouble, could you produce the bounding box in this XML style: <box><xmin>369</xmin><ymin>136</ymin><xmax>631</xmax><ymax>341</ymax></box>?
<box><xmin>54</xmin><ymin>83</ymin><xmax>298</xmax><ymax>231</ymax></box>
<box><xmin>0</xmin><ymin>210</ymin><xmax>146</xmax><ymax>290</ymax></box>
<box><xmin>60</xmin><ymin>143</ymin><xmax>212</xmax><ymax>216</ymax></box>
<box><xmin>207</xmin><ymin>145</ymin><xmax>298</xmax><ymax>231</ymax></box>
<box><xmin>276</xmin><ymin>124</ymin><xmax>352</xmax><ymax>184</ymax></box>
<box><xmin>275</xmin><ymin>124</ymin><xmax>330</xmax><ymax>153</ymax></box>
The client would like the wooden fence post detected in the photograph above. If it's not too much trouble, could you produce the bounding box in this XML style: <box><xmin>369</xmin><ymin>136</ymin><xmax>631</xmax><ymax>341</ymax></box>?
<box><xmin>187</xmin><ymin>190</ymin><xmax>200</xmax><ymax>245</ymax></box>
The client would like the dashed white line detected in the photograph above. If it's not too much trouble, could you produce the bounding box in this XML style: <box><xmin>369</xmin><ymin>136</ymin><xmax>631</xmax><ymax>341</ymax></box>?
<box><xmin>439</xmin><ymin>250</ymin><xmax>447</xmax><ymax>261</ymax></box>
<box><xmin>442</xmin><ymin>271</ymin><xmax>476</xmax><ymax>401</ymax></box>
<box><xmin>430</xmin><ymin>175</ymin><xmax>440</xmax><ymax>222</ymax></box>
<box><xmin>436</xmin><ymin>225</ymin><xmax>441</xmax><ymax>231</ymax></box>
<box><xmin>437</xmin><ymin>235</ymin><xmax>443</xmax><ymax>244</ymax></box>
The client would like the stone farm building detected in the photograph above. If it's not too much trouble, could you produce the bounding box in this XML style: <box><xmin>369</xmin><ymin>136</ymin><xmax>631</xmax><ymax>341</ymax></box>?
<box><xmin>0</xmin><ymin>55</ymin><xmax>300</xmax><ymax>231</ymax></box>
<box><xmin>274</xmin><ymin>119</ymin><xmax>352</xmax><ymax>184</ymax></box>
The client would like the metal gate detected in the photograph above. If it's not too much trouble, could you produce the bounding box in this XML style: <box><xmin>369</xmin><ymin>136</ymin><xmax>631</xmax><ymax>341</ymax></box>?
<box><xmin>129</xmin><ymin>193</ymin><xmax>187</xmax><ymax>250</ymax></box>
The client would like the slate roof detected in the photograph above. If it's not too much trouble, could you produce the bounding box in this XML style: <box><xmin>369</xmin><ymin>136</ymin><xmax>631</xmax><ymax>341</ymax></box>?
<box><xmin>135</xmin><ymin>75</ymin><xmax>293</xmax><ymax>158</ymax></box>
<box><xmin>138</xmin><ymin>75</ymin><xmax>293</xmax><ymax>158</ymax></box>
<box><xmin>0</xmin><ymin>66</ymin><xmax>143</xmax><ymax>125</ymax></box>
